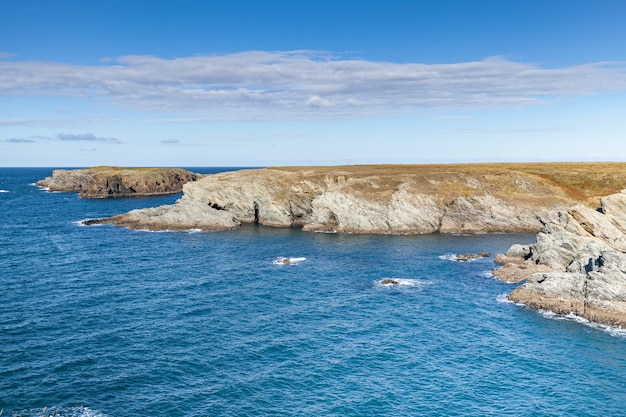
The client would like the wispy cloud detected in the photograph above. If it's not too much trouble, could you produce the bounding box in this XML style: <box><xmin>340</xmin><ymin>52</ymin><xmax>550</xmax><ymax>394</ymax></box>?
<box><xmin>3</xmin><ymin>133</ymin><xmax>122</xmax><ymax>144</ymax></box>
<box><xmin>1</xmin><ymin>51</ymin><xmax>625</xmax><ymax>119</ymax></box>
<box><xmin>57</xmin><ymin>133</ymin><xmax>122</xmax><ymax>144</ymax></box>
<box><xmin>0</xmin><ymin>52</ymin><xmax>14</xmax><ymax>59</ymax></box>
<box><xmin>161</xmin><ymin>139</ymin><xmax>179</xmax><ymax>144</ymax></box>
<box><xmin>5</xmin><ymin>138</ymin><xmax>36</xmax><ymax>143</ymax></box>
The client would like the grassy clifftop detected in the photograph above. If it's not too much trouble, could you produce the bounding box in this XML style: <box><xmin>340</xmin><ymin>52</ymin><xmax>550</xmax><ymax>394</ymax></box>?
<box><xmin>273</xmin><ymin>162</ymin><xmax>626</xmax><ymax>207</ymax></box>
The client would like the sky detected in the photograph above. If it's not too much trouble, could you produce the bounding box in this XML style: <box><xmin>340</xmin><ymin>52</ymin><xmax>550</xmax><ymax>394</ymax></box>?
<box><xmin>1</xmin><ymin>0</ymin><xmax>626</xmax><ymax>167</ymax></box>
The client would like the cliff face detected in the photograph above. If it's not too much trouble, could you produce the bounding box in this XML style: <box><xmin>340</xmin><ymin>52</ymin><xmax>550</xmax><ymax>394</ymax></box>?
<box><xmin>494</xmin><ymin>191</ymin><xmax>626</xmax><ymax>328</ymax></box>
<box><xmin>91</xmin><ymin>163</ymin><xmax>626</xmax><ymax>233</ymax></box>
<box><xmin>36</xmin><ymin>167</ymin><xmax>199</xmax><ymax>198</ymax></box>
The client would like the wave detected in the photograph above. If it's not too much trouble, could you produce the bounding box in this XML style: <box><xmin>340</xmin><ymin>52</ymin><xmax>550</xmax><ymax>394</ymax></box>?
<box><xmin>496</xmin><ymin>293</ymin><xmax>515</xmax><ymax>304</ymax></box>
<box><xmin>500</xmin><ymin>295</ymin><xmax>626</xmax><ymax>337</ymax></box>
<box><xmin>7</xmin><ymin>406</ymin><xmax>108</xmax><ymax>417</ymax></box>
<box><xmin>480</xmin><ymin>270</ymin><xmax>495</xmax><ymax>279</ymax></box>
<box><xmin>0</xmin><ymin>189</ymin><xmax>9</xmax><ymax>193</ymax></box>
<box><xmin>273</xmin><ymin>257</ymin><xmax>306</xmax><ymax>265</ymax></box>
<box><xmin>538</xmin><ymin>310</ymin><xmax>626</xmax><ymax>338</ymax></box>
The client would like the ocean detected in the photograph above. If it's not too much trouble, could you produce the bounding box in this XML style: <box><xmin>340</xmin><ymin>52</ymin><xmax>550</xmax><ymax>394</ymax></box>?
<box><xmin>1</xmin><ymin>168</ymin><xmax>625</xmax><ymax>417</ymax></box>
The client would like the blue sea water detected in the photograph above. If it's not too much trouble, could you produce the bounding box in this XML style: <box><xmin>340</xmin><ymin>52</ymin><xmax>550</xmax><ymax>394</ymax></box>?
<box><xmin>1</xmin><ymin>168</ymin><xmax>625</xmax><ymax>417</ymax></box>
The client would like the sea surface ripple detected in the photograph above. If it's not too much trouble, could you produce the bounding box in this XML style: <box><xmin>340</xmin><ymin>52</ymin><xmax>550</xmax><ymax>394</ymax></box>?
<box><xmin>1</xmin><ymin>168</ymin><xmax>625</xmax><ymax>417</ymax></box>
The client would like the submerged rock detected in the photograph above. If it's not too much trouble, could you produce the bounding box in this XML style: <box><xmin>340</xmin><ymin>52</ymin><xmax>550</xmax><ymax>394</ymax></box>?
<box><xmin>37</xmin><ymin>166</ymin><xmax>200</xmax><ymax>198</ymax></box>
<box><xmin>381</xmin><ymin>279</ymin><xmax>400</xmax><ymax>285</ymax></box>
<box><xmin>494</xmin><ymin>191</ymin><xmax>626</xmax><ymax>328</ymax></box>
<box><xmin>454</xmin><ymin>252</ymin><xmax>490</xmax><ymax>262</ymax></box>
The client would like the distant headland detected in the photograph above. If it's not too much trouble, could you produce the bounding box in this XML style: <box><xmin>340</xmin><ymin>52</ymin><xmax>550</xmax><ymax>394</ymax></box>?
<box><xmin>36</xmin><ymin>166</ymin><xmax>200</xmax><ymax>198</ymax></box>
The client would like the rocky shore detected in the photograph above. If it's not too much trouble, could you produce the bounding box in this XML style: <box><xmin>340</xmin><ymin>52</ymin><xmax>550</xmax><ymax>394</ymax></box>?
<box><xmin>494</xmin><ymin>190</ymin><xmax>626</xmax><ymax>328</ymax></box>
<box><xmin>87</xmin><ymin>163</ymin><xmax>626</xmax><ymax>232</ymax></box>
<box><xmin>37</xmin><ymin>167</ymin><xmax>200</xmax><ymax>198</ymax></box>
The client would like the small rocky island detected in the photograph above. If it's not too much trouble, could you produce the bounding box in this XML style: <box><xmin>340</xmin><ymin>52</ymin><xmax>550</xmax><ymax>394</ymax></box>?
<box><xmin>37</xmin><ymin>166</ymin><xmax>200</xmax><ymax>198</ymax></box>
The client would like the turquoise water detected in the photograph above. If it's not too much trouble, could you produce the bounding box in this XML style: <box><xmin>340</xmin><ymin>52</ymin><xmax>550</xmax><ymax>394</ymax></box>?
<box><xmin>1</xmin><ymin>168</ymin><xmax>625</xmax><ymax>417</ymax></box>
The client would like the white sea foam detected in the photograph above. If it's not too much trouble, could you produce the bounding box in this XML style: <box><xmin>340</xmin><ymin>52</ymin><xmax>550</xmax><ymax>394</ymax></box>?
<box><xmin>12</xmin><ymin>406</ymin><xmax>108</xmax><ymax>417</ymax></box>
<box><xmin>273</xmin><ymin>257</ymin><xmax>307</xmax><ymax>265</ymax></box>
<box><xmin>507</xmin><ymin>299</ymin><xmax>626</xmax><ymax>338</ymax></box>
<box><xmin>0</xmin><ymin>189</ymin><xmax>9</xmax><ymax>193</ymax></box>
<box><xmin>537</xmin><ymin>310</ymin><xmax>626</xmax><ymax>337</ymax></box>
<box><xmin>480</xmin><ymin>270</ymin><xmax>494</xmax><ymax>278</ymax></box>
<box><xmin>375</xmin><ymin>278</ymin><xmax>428</xmax><ymax>288</ymax></box>
<box><xmin>439</xmin><ymin>253</ymin><xmax>490</xmax><ymax>262</ymax></box>
<box><xmin>496</xmin><ymin>293</ymin><xmax>515</xmax><ymax>304</ymax></box>
<box><xmin>187</xmin><ymin>228</ymin><xmax>202</xmax><ymax>234</ymax></box>
<box><xmin>32</xmin><ymin>183</ymin><xmax>49</xmax><ymax>190</ymax></box>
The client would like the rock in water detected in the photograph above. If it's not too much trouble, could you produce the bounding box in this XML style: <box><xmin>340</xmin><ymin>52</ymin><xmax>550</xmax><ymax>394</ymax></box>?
<box><xmin>454</xmin><ymin>252</ymin><xmax>490</xmax><ymax>262</ymax></box>
<box><xmin>494</xmin><ymin>190</ymin><xmax>626</xmax><ymax>328</ymax></box>
<box><xmin>36</xmin><ymin>167</ymin><xmax>200</xmax><ymax>198</ymax></box>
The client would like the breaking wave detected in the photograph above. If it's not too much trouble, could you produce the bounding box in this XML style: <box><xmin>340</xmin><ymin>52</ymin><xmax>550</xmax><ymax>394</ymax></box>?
<box><xmin>496</xmin><ymin>293</ymin><xmax>515</xmax><ymax>304</ymax></box>
<box><xmin>0</xmin><ymin>189</ymin><xmax>9</xmax><ymax>193</ymax></box>
<box><xmin>538</xmin><ymin>310</ymin><xmax>626</xmax><ymax>338</ymax></box>
<box><xmin>273</xmin><ymin>257</ymin><xmax>307</xmax><ymax>265</ymax></box>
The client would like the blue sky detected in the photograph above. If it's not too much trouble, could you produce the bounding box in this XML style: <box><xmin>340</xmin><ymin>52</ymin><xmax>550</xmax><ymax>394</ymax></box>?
<box><xmin>1</xmin><ymin>0</ymin><xmax>626</xmax><ymax>167</ymax></box>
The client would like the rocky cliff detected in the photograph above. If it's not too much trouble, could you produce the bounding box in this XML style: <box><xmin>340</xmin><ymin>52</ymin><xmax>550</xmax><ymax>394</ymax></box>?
<box><xmin>494</xmin><ymin>191</ymin><xmax>626</xmax><ymax>328</ymax></box>
<box><xmin>88</xmin><ymin>163</ymin><xmax>626</xmax><ymax>233</ymax></box>
<box><xmin>37</xmin><ymin>167</ymin><xmax>200</xmax><ymax>198</ymax></box>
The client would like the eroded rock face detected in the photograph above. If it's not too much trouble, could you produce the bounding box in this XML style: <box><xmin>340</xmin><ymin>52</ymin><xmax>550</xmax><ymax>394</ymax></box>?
<box><xmin>494</xmin><ymin>191</ymin><xmax>626</xmax><ymax>328</ymax></box>
<box><xmin>87</xmin><ymin>197</ymin><xmax>240</xmax><ymax>231</ymax></box>
<box><xmin>36</xmin><ymin>167</ymin><xmax>199</xmax><ymax>198</ymax></box>
<box><xmin>97</xmin><ymin>167</ymin><xmax>576</xmax><ymax>233</ymax></box>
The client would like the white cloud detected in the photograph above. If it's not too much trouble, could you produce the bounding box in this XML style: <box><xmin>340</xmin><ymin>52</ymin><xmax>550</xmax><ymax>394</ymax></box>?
<box><xmin>1</xmin><ymin>51</ymin><xmax>625</xmax><ymax>119</ymax></box>
<box><xmin>307</xmin><ymin>95</ymin><xmax>334</xmax><ymax>108</ymax></box>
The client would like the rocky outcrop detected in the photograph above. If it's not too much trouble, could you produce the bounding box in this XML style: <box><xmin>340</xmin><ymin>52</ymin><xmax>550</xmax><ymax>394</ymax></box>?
<box><xmin>36</xmin><ymin>167</ymin><xmax>199</xmax><ymax>198</ymax></box>
<box><xmin>454</xmin><ymin>252</ymin><xmax>491</xmax><ymax>262</ymax></box>
<box><xmin>85</xmin><ymin>198</ymin><xmax>240</xmax><ymax>231</ymax></box>
<box><xmin>93</xmin><ymin>165</ymin><xmax>593</xmax><ymax>233</ymax></box>
<box><xmin>494</xmin><ymin>191</ymin><xmax>626</xmax><ymax>328</ymax></box>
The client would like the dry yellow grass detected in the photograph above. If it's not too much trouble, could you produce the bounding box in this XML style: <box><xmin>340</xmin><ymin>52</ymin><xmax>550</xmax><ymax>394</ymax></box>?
<box><xmin>272</xmin><ymin>162</ymin><xmax>626</xmax><ymax>207</ymax></box>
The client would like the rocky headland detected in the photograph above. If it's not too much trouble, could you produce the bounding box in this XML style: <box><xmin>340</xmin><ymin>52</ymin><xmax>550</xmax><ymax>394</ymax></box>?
<box><xmin>494</xmin><ymin>190</ymin><xmax>626</xmax><ymax>328</ymax></box>
<box><xmin>37</xmin><ymin>167</ymin><xmax>200</xmax><ymax>198</ymax></box>
<box><xmin>88</xmin><ymin>163</ymin><xmax>626</xmax><ymax>233</ymax></box>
